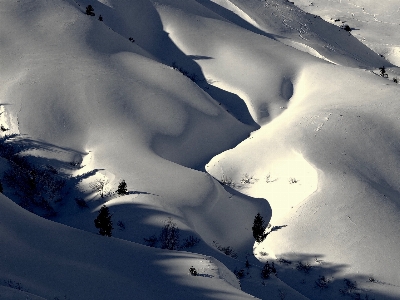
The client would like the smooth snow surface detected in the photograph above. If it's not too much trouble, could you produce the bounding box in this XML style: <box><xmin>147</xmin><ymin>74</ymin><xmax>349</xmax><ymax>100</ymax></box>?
<box><xmin>1</xmin><ymin>0</ymin><xmax>400</xmax><ymax>299</ymax></box>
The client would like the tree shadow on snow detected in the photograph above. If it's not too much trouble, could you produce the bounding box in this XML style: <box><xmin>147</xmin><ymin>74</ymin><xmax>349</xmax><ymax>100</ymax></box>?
<box><xmin>250</xmin><ymin>252</ymin><xmax>400</xmax><ymax>300</ymax></box>
<box><xmin>152</xmin><ymin>251</ymin><xmax>251</xmax><ymax>299</ymax></box>
<box><xmin>188</xmin><ymin>55</ymin><xmax>214</xmax><ymax>60</ymax></box>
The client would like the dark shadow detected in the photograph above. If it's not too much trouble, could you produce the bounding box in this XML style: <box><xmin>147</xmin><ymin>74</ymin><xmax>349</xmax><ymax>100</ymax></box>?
<box><xmin>128</xmin><ymin>190</ymin><xmax>153</xmax><ymax>196</ymax></box>
<box><xmin>8</xmin><ymin>136</ymin><xmax>87</xmax><ymax>157</ymax></box>
<box><xmin>15</xmin><ymin>155</ymin><xmax>85</xmax><ymax>173</ymax></box>
<box><xmin>153</xmin><ymin>252</ymin><xmax>255</xmax><ymax>299</ymax></box>
<box><xmin>259</xmin><ymin>252</ymin><xmax>399</xmax><ymax>300</ymax></box>
<box><xmin>201</xmin><ymin>83</ymin><xmax>259</xmax><ymax>128</ymax></box>
<box><xmin>197</xmin><ymin>273</ymin><xmax>214</xmax><ymax>278</ymax></box>
<box><xmin>69</xmin><ymin>168</ymin><xmax>104</xmax><ymax>186</ymax></box>
<box><xmin>98</xmin><ymin>200</ymin><xmax>257</xmax><ymax>272</ymax></box>
<box><xmin>280</xmin><ymin>78</ymin><xmax>294</xmax><ymax>101</ymax></box>
<box><xmin>270</xmin><ymin>224</ymin><xmax>287</xmax><ymax>232</ymax></box>
<box><xmin>194</xmin><ymin>0</ymin><xmax>280</xmax><ymax>41</ymax></box>
<box><xmin>188</xmin><ymin>55</ymin><xmax>214</xmax><ymax>60</ymax></box>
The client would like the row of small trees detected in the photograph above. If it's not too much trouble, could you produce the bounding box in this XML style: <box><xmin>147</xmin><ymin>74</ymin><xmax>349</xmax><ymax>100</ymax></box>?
<box><xmin>95</xmin><ymin>206</ymin><xmax>269</xmax><ymax>244</ymax></box>
<box><xmin>93</xmin><ymin>180</ymin><xmax>129</xmax><ymax>236</ymax></box>
<box><xmin>85</xmin><ymin>5</ymin><xmax>103</xmax><ymax>21</ymax></box>
<box><xmin>90</xmin><ymin>179</ymin><xmax>128</xmax><ymax>198</ymax></box>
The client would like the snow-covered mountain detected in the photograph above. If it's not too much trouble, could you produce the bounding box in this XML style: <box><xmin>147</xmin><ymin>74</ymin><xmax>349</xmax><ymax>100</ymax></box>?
<box><xmin>0</xmin><ymin>0</ymin><xmax>399</xmax><ymax>299</ymax></box>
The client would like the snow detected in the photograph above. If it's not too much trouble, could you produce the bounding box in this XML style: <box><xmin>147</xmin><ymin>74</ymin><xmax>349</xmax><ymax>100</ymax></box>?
<box><xmin>0</xmin><ymin>193</ymin><xmax>258</xmax><ymax>299</ymax></box>
<box><xmin>294</xmin><ymin>0</ymin><xmax>400</xmax><ymax>67</ymax></box>
<box><xmin>1</xmin><ymin>0</ymin><xmax>400</xmax><ymax>299</ymax></box>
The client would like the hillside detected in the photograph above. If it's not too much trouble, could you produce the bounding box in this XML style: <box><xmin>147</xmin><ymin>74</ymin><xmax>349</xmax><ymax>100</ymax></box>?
<box><xmin>0</xmin><ymin>0</ymin><xmax>399</xmax><ymax>299</ymax></box>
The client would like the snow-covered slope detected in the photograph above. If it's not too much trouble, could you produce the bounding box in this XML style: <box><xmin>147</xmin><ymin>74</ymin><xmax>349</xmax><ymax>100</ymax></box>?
<box><xmin>0</xmin><ymin>193</ymin><xmax>259</xmax><ymax>300</ymax></box>
<box><xmin>201</xmin><ymin>0</ymin><xmax>391</xmax><ymax>68</ymax></box>
<box><xmin>1</xmin><ymin>0</ymin><xmax>400</xmax><ymax>299</ymax></box>
<box><xmin>207</xmin><ymin>63</ymin><xmax>400</xmax><ymax>299</ymax></box>
<box><xmin>294</xmin><ymin>0</ymin><xmax>400</xmax><ymax>67</ymax></box>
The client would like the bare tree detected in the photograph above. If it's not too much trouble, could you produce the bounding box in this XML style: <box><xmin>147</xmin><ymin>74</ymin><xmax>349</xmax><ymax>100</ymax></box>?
<box><xmin>90</xmin><ymin>178</ymin><xmax>109</xmax><ymax>198</ymax></box>
<box><xmin>159</xmin><ymin>218</ymin><xmax>180</xmax><ymax>250</ymax></box>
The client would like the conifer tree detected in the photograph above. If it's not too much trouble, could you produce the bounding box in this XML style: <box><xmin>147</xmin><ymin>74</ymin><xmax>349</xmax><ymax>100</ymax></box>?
<box><xmin>189</xmin><ymin>266</ymin><xmax>197</xmax><ymax>276</ymax></box>
<box><xmin>117</xmin><ymin>180</ymin><xmax>128</xmax><ymax>195</ymax></box>
<box><xmin>94</xmin><ymin>205</ymin><xmax>113</xmax><ymax>236</ymax></box>
<box><xmin>252</xmin><ymin>213</ymin><xmax>266</xmax><ymax>243</ymax></box>
<box><xmin>85</xmin><ymin>5</ymin><xmax>95</xmax><ymax>16</ymax></box>
<box><xmin>379</xmin><ymin>66</ymin><xmax>388</xmax><ymax>78</ymax></box>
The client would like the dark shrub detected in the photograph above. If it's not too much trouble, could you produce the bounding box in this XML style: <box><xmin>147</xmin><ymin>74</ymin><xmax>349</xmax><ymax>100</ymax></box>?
<box><xmin>261</xmin><ymin>261</ymin><xmax>277</xmax><ymax>279</ymax></box>
<box><xmin>180</xmin><ymin>235</ymin><xmax>200</xmax><ymax>249</ymax></box>
<box><xmin>143</xmin><ymin>235</ymin><xmax>158</xmax><ymax>247</ymax></box>
<box><xmin>160</xmin><ymin>218</ymin><xmax>180</xmax><ymax>250</ymax></box>
<box><xmin>75</xmin><ymin>197</ymin><xmax>88</xmax><ymax>208</ymax></box>
<box><xmin>189</xmin><ymin>266</ymin><xmax>197</xmax><ymax>276</ymax></box>
<box><xmin>296</xmin><ymin>261</ymin><xmax>312</xmax><ymax>274</ymax></box>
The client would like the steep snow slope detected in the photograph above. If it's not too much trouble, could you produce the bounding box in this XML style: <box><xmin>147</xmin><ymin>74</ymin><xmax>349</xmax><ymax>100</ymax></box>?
<box><xmin>203</xmin><ymin>0</ymin><xmax>390</xmax><ymax>68</ymax></box>
<box><xmin>294</xmin><ymin>0</ymin><xmax>400</xmax><ymax>67</ymax></box>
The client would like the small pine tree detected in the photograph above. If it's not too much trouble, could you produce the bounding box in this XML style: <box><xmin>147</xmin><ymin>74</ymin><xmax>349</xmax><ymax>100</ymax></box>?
<box><xmin>252</xmin><ymin>213</ymin><xmax>266</xmax><ymax>243</ymax></box>
<box><xmin>342</xmin><ymin>24</ymin><xmax>351</xmax><ymax>32</ymax></box>
<box><xmin>117</xmin><ymin>180</ymin><xmax>128</xmax><ymax>195</ymax></box>
<box><xmin>85</xmin><ymin>5</ymin><xmax>95</xmax><ymax>16</ymax></box>
<box><xmin>189</xmin><ymin>266</ymin><xmax>197</xmax><ymax>276</ymax></box>
<box><xmin>98</xmin><ymin>15</ymin><xmax>103</xmax><ymax>21</ymax></box>
<box><xmin>379</xmin><ymin>66</ymin><xmax>388</xmax><ymax>78</ymax></box>
<box><xmin>0</xmin><ymin>181</ymin><xmax>3</xmax><ymax>193</ymax></box>
<box><xmin>94</xmin><ymin>205</ymin><xmax>113</xmax><ymax>236</ymax></box>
